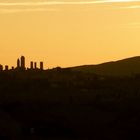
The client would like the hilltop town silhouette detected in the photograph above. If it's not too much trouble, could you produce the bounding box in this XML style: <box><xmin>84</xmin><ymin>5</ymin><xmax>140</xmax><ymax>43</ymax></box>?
<box><xmin>0</xmin><ymin>56</ymin><xmax>44</xmax><ymax>71</ymax></box>
<box><xmin>0</xmin><ymin>56</ymin><xmax>140</xmax><ymax>140</ymax></box>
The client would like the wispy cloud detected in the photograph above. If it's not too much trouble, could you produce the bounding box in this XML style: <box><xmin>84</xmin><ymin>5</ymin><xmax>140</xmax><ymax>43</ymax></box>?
<box><xmin>119</xmin><ymin>5</ymin><xmax>140</xmax><ymax>9</ymax></box>
<box><xmin>0</xmin><ymin>8</ymin><xmax>57</xmax><ymax>13</ymax></box>
<box><xmin>0</xmin><ymin>0</ymin><xmax>140</xmax><ymax>13</ymax></box>
<box><xmin>0</xmin><ymin>0</ymin><xmax>140</xmax><ymax>7</ymax></box>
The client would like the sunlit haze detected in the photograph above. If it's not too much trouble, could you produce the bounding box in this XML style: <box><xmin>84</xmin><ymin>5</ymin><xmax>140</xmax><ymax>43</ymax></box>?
<box><xmin>0</xmin><ymin>0</ymin><xmax>140</xmax><ymax>68</ymax></box>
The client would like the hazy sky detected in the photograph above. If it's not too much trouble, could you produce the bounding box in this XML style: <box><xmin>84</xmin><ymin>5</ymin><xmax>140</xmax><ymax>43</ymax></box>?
<box><xmin>0</xmin><ymin>0</ymin><xmax>140</xmax><ymax>68</ymax></box>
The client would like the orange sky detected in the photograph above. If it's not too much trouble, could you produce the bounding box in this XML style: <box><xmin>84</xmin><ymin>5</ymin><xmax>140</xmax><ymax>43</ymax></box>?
<box><xmin>0</xmin><ymin>0</ymin><xmax>140</xmax><ymax>69</ymax></box>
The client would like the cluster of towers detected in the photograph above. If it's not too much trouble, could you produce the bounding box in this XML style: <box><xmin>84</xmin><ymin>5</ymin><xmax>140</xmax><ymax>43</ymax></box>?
<box><xmin>29</xmin><ymin>61</ymin><xmax>43</xmax><ymax>70</ymax></box>
<box><xmin>17</xmin><ymin>56</ymin><xmax>25</xmax><ymax>70</ymax></box>
<box><xmin>0</xmin><ymin>56</ymin><xmax>44</xmax><ymax>71</ymax></box>
<box><xmin>17</xmin><ymin>56</ymin><xmax>44</xmax><ymax>70</ymax></box>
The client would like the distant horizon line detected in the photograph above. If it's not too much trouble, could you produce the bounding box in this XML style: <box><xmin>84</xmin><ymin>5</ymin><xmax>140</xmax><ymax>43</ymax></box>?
<box><xmin>1</xmin><ymin>55</ymin><xmax>140</xmax><ymax>70</ymax></box>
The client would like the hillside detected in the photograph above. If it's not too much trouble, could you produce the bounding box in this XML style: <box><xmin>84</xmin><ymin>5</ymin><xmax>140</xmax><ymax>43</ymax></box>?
<box><xmin>71</xmin><ymin>56</ymin><xmax>140</xmax><ymax>76</ymax></box>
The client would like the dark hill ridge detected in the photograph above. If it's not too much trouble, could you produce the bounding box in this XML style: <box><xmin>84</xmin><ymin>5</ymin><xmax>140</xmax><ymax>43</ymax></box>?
<box><xmin>71</xmin><ymin>56</ymin><xmax>140</xmax><ymax>76</ymax></box>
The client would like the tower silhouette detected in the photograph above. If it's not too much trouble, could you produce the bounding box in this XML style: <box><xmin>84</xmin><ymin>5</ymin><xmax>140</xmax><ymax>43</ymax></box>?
<box><xmin>5</xmin><ymin>65</ymin><xmax>8</xmax><ymax>71</ymax></box>
<box><xmin>0</xmin><ymin>65</ymin><xmax>3</xmax><ymax>71</ymax></box>
<box><xmin>21</xmin><ymin>56</ymin><xmax>25</xmax><ymax>69</ymax></box>
<box><xmin>17</xmin><ymin>58</ymin><xmax>20</xmax><ymax>68</ymax></box>
<box><xmin>40</xmin><ymin>62</ymin><xmax>43</xmax><ymax>70</ymax></box>
<box><xmin>30</xmin><ymin>61</ymin><xmax>33</xmax><ymax>69</ymax></box>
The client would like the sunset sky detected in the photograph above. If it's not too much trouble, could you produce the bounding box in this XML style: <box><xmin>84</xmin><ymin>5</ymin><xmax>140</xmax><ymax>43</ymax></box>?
<box><xmin>0</xmin><ymin>0</ymin><xmax>140</xmax><ymax>68</ymax></box>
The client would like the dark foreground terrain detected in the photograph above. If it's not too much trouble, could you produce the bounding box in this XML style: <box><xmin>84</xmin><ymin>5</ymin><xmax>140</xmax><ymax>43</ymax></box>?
<box><xmin>0</xmin><ymin>68</ymin><xmax>140</xmax><ymax>140</ymax></box>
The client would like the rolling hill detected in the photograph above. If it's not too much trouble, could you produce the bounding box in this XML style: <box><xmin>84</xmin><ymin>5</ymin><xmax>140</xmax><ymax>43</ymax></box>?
<box><xmin>71</xmin><ymin>56</ymin><xmax>140</xmax><ymax>76</ymax></box>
